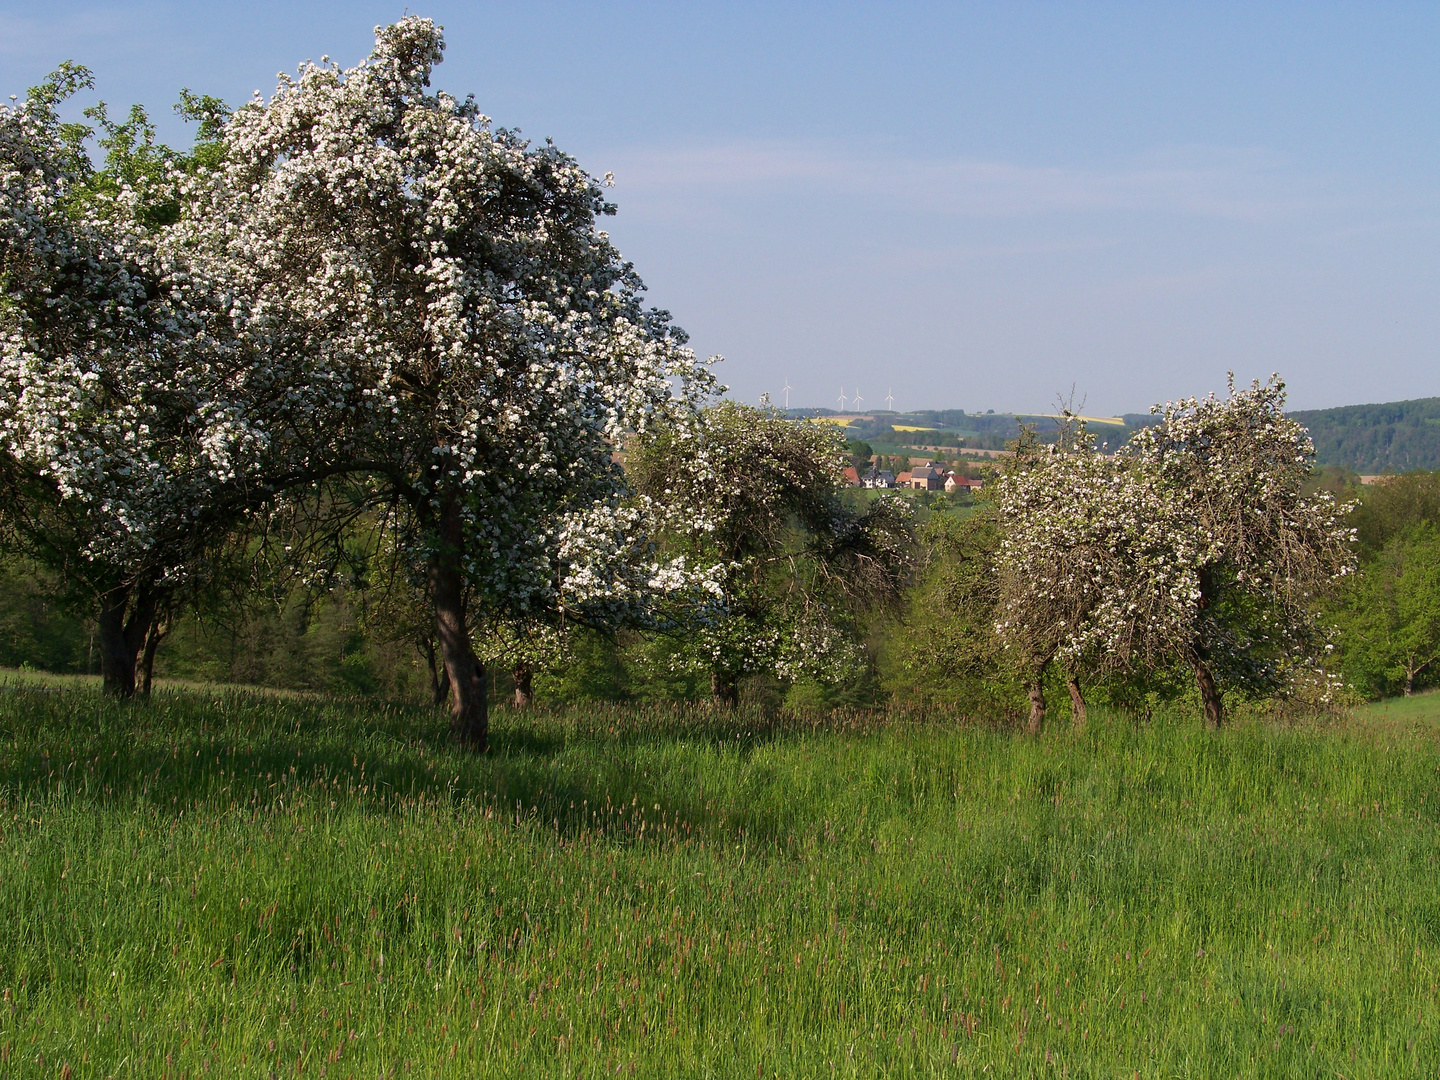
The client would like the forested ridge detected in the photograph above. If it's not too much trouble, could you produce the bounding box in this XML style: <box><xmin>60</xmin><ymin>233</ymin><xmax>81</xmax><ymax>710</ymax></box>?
<box><xmin>1288</xmin><ymin>397</ymin><xmax>1440</xmax><ymax>472</ymax></box>
<box><xmin>806</xmin><ymin>397</ymin><xmax>1440</xmax><ymax>470</ymax></box>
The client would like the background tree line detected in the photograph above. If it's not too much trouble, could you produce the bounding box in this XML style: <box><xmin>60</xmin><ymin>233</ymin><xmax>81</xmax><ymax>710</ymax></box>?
<box><xmin>5</xmin><ymin>397</ymin><xmax>1433</xmax><ymax>722</ymax></box>
<box><xmin>7</xmin><ymin>467</ymin><xmax>1433</xmax><ymax>714</ymax></box>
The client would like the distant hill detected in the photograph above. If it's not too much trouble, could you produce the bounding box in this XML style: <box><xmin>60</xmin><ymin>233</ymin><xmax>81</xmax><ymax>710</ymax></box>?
<box><xmin>1092</xmin><ymin>399</ymin><xmax>1440</xmax><ymax>472</ymax></box>
<box><xmin>793</xmin><ymin>398</ymin><xmax>1440</xmax><ymax>472</ymax></box>
<box><xmin>1289</xmin><ymin>398</ymin><xmax>1440</xmax><ymax>473</ymax></box>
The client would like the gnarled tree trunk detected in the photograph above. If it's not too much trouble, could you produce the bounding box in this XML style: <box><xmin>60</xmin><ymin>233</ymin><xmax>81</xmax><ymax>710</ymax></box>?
<box><xmin>430</xmin><ymin>504</ymin><xmax>487</xmax><ymax>750</ymax></box>
<box><xmin>96</xmin><ymin>584</ymin><xmax>158</xmax><ymax>698</ymax></box>
<box><xmin>1190</xmin><ymin>655</ymin><xmax>1224</xmax><ymax>729</ymax></box>
<box><xmin>711</xmin><ymin>670</ymin><xmax>738</xmax><ymax>708</ymax></box>
<box><xmin>1025</xmin><ymin>679</ymin><xmax>1046</xmax><ymax>736</ymax></box>
<box><xmin>1403</xmin><ymin>660</ymin><xmax>1429</xmax><ymax>697</ymax></box>
<box><xmin>1191</xmin><ymin>571</ymin><xmax>1225</xmax><ymax>729</ymax></box>
<box><xmin>423</xmin><ymin>636</ymin><xmax>451</xmax><ymax>707</ymax></box>
<box><xmin>513</xmin><ymin>660</ymin><xmax>534</xmax><ymax>709</ymax></box>
<box><xmin>1065</xmin><ymin>671</ymin><xmax>1087</xmax><ymax>732</ymax></box>
<box><xmin>138</xmin><ymin>614</ymin><xmax>169</xmax><ymax>699</ymax></box>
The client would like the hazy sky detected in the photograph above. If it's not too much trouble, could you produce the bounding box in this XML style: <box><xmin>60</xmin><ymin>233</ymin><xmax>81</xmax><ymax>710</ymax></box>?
<box><xmin>5</xmin><ymin>2</ymin><xmax>1438</xmax><ymax>413</ymax></box>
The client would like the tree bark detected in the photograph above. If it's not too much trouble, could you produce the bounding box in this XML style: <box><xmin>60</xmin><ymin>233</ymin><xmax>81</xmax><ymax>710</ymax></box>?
<box><xmin>138</xmin><ymin>614</ymin><xmax>168</xmax><ymax>699</ymax></box>
<box><xmin>430</xmin><ymin>504</ymin><xmax>487</xmax><ymax>750</ymax></box>
<box><xmin>1025</xmin><ymin>679</ymin><xmax>1045</xmax><ymax>736</ymax></box>
<box><xmin>423</xmin><ymin>636</ymin><xmax>451</xmax><ymax>707</ymax></box>
<box><xmin>1190</xmin><ymin>570</ymin><xmax>1225</xmax><ymax>729</ymax></box>
<box><xmin>513</xmin><ymin>660</ymin><xmax>534</xmax><ymax>709</ymax></box>
<box><xmin>1403</xmin><ymin>660</ymin><xmax>1430</xmax><ymax>697</ymax></box>
<box><xmin>711</xmin><ymin>670</ymin><xmax>738</xmax><ymax>708</ymax></box>
<box><xmin>1065</xmin><ymin>672</ymin><xmax>1087</xmax><ymax>732</ymax></box>
<box><xmin>1190</xmin><ymin>655</ymin><xmax>1224</xmax><ymax>729</ymax></box>
<box><xmin>96</xmin><ymin>584</ymin><xmax>157</xmax><ymax>698</ymax></box>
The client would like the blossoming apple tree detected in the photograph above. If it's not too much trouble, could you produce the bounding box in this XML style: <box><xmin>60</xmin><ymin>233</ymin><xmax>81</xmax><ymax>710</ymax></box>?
<box><xmin>1123</xmin><ymin>376</ymin><xmax>1354</xmax><ymax>725</ymax></box>
<box><xmin>0</xmin><ymin>67</ymin><xmax>259</xmax><ymax>696</ymax></box>
<box><xmin>996</xmin><ymin>378</ymin><xmax>1353</xmax><ymax>730</ymax></box>
<box><xmin>995</xmin><ymin>419</ymin><xmax>1194</xmax><ymax>732</ymax></box>
<box><xmin>179</xmin><ymin>18</ymin><xmax>712</xmax><ymax>747</ymax></box>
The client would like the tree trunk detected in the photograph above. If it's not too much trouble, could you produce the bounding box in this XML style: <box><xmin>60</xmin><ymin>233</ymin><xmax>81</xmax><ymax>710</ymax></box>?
<box><xmin>513</xmin><ymin>660</ymin><xmax>534</xmax><ymax>709</ymax></box>
<box><xmin>1403</xmin><ymin>660</ymin><xmax>1431</xmax><ymax>697</ymax></box>
<box><xmin>1066</xmin><ymin>673</ymin><xmax>1087</xmax><ymax>732</ymax></box>
<box><xmin>423</xmin><ymin>636</ymin><xmax>451</xmax><ymax>707</ymax></box>
<box><xmin>1025</xmin><ymin>679</ymin><xmax>1045</xmax><ymax>736</ymax></box>
<box><xmin>139</xmin><ymin>615</ymin><xmax>168</xmax><ymax>699</ymax></box>
<box><xmin>430</xmin><ymin>505</ymin><xmax>487</xmax><ymax>750</ymax></box>
<box><xmin>1190</xmin><ymin>571</ymin><xmax>1225</xmax><ymax>729</ymax></box>
<box><xmin>1190</xmin><ymin>655</ymin><xmax>1224</xmax><ymax>729</ymax></box>
<box><xmin>711</xmin><ymin>670</ymin><xmax>738</xmax><ymax>708</ymax></box>
<box><xmin>96</xmin><ymin>584</ymin><xmax>157</xmax><ymax>699</ymax></box>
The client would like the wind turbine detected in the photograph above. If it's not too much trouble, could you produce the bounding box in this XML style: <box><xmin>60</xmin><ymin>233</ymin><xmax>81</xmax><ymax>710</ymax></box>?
<box><xmin>782</xmin><ymin>378</ymin><xmax>792</xmax><ymax>409</ymax></box>
<box><xmin>852</xmin><ymin>388</ymin><xmax>863</xmax><ymax>411</ymax></box>
<box><xmin>837</xmin><ymin>387</ymin><xmax>847</xmax><ymax>411</ymax></box>
<box><xmin>885</xmin><ymin>388</ymin><xmax>895</xmax><ymax>411</ymax></box>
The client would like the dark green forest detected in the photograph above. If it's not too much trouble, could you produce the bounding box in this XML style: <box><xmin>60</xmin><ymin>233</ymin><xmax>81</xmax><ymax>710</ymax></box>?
<box><xmin>1128</xmin><ymin>396</ymin><xmax>1440</xmax><ymax>472</ymax></box>
<box><xmin>1288</xmin><ymin>397</ymin><xmax>1440</xmax><ymax>472</ymax></box>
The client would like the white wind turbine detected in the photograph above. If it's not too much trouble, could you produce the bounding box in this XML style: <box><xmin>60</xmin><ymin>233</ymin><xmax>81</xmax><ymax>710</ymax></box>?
<box><xmin>852</xmin><ymin>388</ymin><xmax>863</xmax><ymax>411</ymax></box>
<box><xmin>782</xmin><ymin>377</ymin><xmax>793</xmax><ymax>409</ymax></box>
<box><xmin>885</xmin><ymin>388</ymin><xmax>895</xmax><ymax>411</ymax></box>
<box><xmin>837</xmin><ymin>387</ymin><xmax>847</xmax><ymax>411</ymax></box>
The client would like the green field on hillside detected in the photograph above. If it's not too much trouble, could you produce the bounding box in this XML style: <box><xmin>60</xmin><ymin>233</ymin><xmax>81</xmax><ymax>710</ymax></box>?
<box><xmin>2</xmin><ymin>682</ymin><xmax>1438</xmax><ymax>1078</ymax></box>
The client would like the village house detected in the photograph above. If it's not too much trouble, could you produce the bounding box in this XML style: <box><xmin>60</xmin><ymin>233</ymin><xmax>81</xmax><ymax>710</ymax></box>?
<box><xmin>863</xmin><ymin>469</ymin><xmax>897</xmax><ymax>489</ymax></box>
<box><xmin>842</xmin><ymin>466</ymin><xmax>862</xmax><ymax>487</ymax></box>
<box><xmin>907</xmin><ymin>462</ymin><xmax>946</xmax><ymax>491</ymax></box>
<box><xmin>944</xmin><ymin>471</ymin><xmax>984</xmax><ymax>494</ymax></box>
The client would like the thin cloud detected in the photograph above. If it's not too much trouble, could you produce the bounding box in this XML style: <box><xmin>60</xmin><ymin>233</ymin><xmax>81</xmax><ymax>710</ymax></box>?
<box><xmin>0</xmin><ymin>8</ymin><xmax>134</xmax><ymax>58</ymax></box>
<box><xmin>604</xmin><ymin>140</ymin><xmax>1351</xmax><ymax>223</ymax></box>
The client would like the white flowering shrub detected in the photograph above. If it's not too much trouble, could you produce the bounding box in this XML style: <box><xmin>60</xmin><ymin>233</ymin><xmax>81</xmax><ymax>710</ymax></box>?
<box><xmin>473</xmin><ymin>496</ymin><xmax>727</xmax><ymax>706</ymax></box>
<box><xmin>630</xmin><ymin>401</ymin><xmax>914</xmax><ymax>704</ymax></box>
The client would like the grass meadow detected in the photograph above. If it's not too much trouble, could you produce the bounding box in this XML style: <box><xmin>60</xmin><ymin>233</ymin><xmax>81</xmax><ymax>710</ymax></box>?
<box><xmin>1</xmin><ymin>676</ymin><xmax>1438</xmax><ymax>1078</ymax></box>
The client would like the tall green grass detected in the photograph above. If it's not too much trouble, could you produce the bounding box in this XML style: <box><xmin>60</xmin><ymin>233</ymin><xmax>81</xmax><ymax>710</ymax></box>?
<box><xmin>1</xmin><ymin>683</ymin><xmax>1437</xmax><ymax>1077</ymax></box>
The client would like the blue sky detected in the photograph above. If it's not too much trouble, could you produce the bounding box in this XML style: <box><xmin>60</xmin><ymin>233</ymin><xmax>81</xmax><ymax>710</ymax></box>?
<box><xmin>5</xmin><ymin>2</ymin><xmax>1438</xmax><ymax>413</ymax></box>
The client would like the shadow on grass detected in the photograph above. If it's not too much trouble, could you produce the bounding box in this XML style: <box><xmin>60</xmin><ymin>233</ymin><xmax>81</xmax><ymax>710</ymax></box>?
<box><xmin>0</xmin><ymin>684</ymin><xmax>948</xmax><ymax>848</ymax></box>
